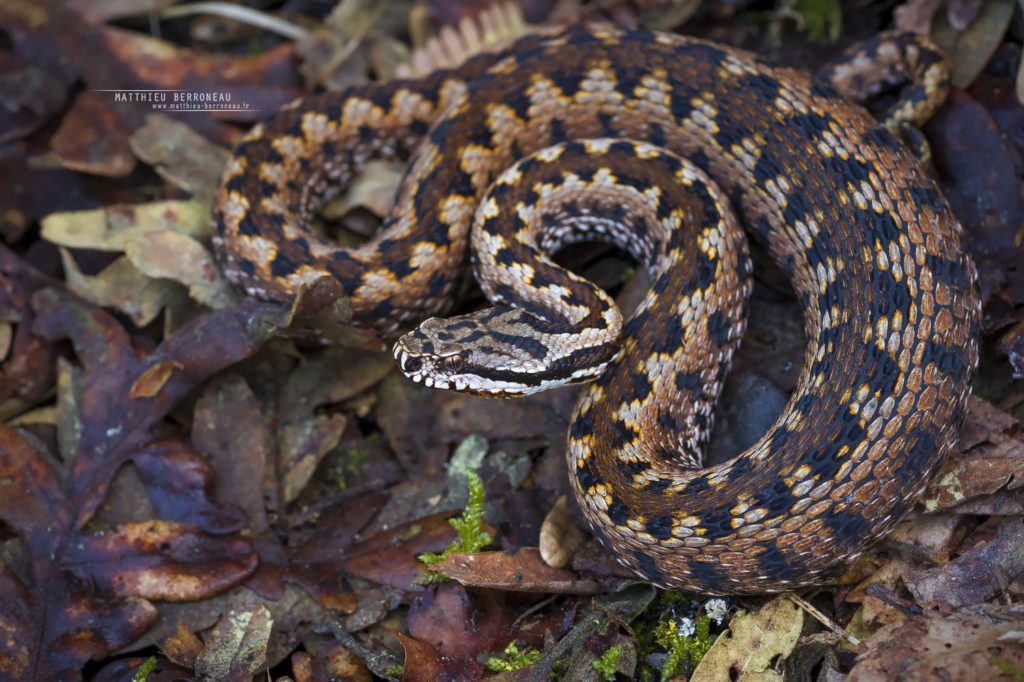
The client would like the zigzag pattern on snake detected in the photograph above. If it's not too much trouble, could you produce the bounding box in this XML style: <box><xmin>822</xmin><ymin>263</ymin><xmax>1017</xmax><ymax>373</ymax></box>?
<box><xmin>213</xmin><ymin>24</ymin><xmax>981</xmax><ymax>593</ymax></box>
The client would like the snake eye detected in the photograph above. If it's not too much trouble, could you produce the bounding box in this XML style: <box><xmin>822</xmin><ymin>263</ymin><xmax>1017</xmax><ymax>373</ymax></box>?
<box><xmin>443</xmin><ymin>355</ymin><xmax>464</xmax><ymax>372</ymax></box>
<box><xmin>403</xmin><ymin>356</ymin><xmax>423</xmax><ymax>373</ymax></box>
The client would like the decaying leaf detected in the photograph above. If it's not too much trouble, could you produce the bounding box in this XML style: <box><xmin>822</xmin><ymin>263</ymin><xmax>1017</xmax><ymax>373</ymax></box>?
<box><xmin>194</xmin><ymin>605</ymin><xmax>273</xmax><ymax>682</ymax></box>
<box><xmin>128</xmin><ymin>114</ymin><xmax>230</xmax><ymax>200</ymax></box>
<box><xmin>904</xmin><ymin>518</ymin><xmax>1024</xmax><ymax>608</ymax></box>
<box><xmin>124</xmin><ymin>229</ymin><xmax>237</xmax><ymax>309</ymax></box>
<box><xmin>433</xmin><ymin>548</ymin><xmax>608</xmax><ymax>594</ymax></box>
<box><xmin>691</xmin><ymin>597</ymin><xmax>803</xmax><ymax>682</ymax></box>
<box><xmin>849</xmin><ymin>604</ymin><xmax>1024</xmax><ymax>681</ymax></box>
<box><xmin>42</xmin><ymin>199</ymin><xmax>211</xmax><ymax>251</ymax></box>
<box><xmin>60</xmin><ymin>250</ymin><xmax>176</xmax><ymax>327</ymax></box>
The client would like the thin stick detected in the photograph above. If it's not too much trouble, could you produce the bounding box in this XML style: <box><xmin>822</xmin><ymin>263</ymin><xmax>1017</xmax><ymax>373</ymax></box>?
<box><xmin>160</xmin><ymin>2</ymin><xmax>312</xmax><ymax>41</ymax></box>
<box><xmin>787</xmin><ymin>593</ymin><xmax>861</xmax><ymax>647</ymax></box>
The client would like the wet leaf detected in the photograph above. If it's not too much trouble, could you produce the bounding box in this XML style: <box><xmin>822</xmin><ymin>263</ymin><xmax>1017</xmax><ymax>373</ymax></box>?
<box><xmin>32</xmin><ymin>288</ymin><xmax>288</xmax><ymax>526</ymax></box>
<box><xmin>192</xmin><ymin>375</ymin><xmax>271</xmax><ymax>533</ymax></box>
<box><xmin>344</xmin><ymin>512</ymin><xmax>490</xmax><ymax>592</ymax></box>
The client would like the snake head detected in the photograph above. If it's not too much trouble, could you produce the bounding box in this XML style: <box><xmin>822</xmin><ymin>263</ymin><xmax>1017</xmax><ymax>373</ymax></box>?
<box><xmin>393</xmin><ymin>307</ymin><xmax>617</xmax><ymax>397</ymax></box>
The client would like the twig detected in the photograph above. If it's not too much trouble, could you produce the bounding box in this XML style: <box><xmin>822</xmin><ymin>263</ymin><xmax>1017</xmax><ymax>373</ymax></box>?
<box><xmin>787</xmin><ymin>593</ymin><xmax>860</xmax><ymax>647</ymax></box>
<box><xmin>159</xmin><ymin>2</ymin><xmax>312</xmax><ymax>41</ymax></box>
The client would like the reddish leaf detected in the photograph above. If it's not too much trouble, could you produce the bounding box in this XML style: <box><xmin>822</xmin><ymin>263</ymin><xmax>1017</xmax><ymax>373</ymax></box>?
<box><xmin>344</xmin><ymin>512</ymin><xmax>493</xmax><ymax>593</ymax></box>
<box><xmin>0</xmin><ymin>246</ymin><xmax>60</xmax><ymax>416</ymax></box>
<box><xmin>432</xmin><ymin>548</ymin><xmax>608</xmax><ymax>594</ymax></box>
<box><xmin>32</xmin><ymin>287</ymin><xmax>288</xmax><ymax>526</ymax></box>
<box><xmin>0</xmin><ymin>559</ymin><xmax>157</xmax><ymax>680</ymax></box>
<box><xmin>62</xmin><ymin>519</ymin><xmax>258</xmax><ymax>601</ymax></box>
<box><xmin>132</xmin><ymin>439</ymin><xmax>245</xmax><ymax>534</ymax></box>
<box><xmin>394</xmin><ymin>632</ymin><xmax>482</xmax><ymax>682</ymax></box>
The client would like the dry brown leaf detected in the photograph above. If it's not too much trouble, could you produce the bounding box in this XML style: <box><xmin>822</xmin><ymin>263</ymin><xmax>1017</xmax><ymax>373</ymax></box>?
<box><xmin>324</xmin><ymin>159</ymin><xmax>405</xmax><ymax>219</ymax></box>
<box><xmin>161</xmin><ymin>621</ymin><xmax>204</xmax><ymax>669</ymax></box>
<box><xmin>41</xmin><ymin>199</ymin><xmax>210</xmax><ymax>251</ymax></box>
<box><xmin>849</xmin><ymin>604</ymin><xmax>1024</xmax><ymax>681</ymax></box>
<box><xmin>904</xmin><ymin>518</ymin><xmax>1024</xmax><ymax>608</ymax></box>
<box><xmin>432</xmin><ymin>548</ymin><xmax>607</xmax><ymax>594</ymax></box>
<box><xmin>691</xmin><ymin>596</ymin><xmax>804</xmax><ymax>682</ymax></box>
<box><xmin>59</xmin><ymin>250</ymin><xmax>175</xmax><ymax>327</ymax></box>
<box><xmin>130</xmin><ymin>360</ymin><xmax>180</xmax><ymax>399</ymax></box>
<box><xmin>195</xmin><ymin>605</ymin><xmax>273</xmax><ymax>682</ymax></box>
<box><xmin>129</xmin><ymin>114</ymin><xmax>230</xmax><ymax>201</ymax></box>
<box><xmin>124</xmin><ymin>229</ymin><xmax>237</xmax><ymax>309</ymax></box>
<box><xmin>539</xmin><ymin>495</ymin><xmax>587</xmax><ymax>569</ymax></box>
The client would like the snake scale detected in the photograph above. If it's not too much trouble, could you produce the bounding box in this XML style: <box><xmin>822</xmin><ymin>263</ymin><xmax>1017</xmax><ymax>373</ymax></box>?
<box><xmin>213</xmin><ymin>24</ymin><xmax>980</xmax><ymax>593</ymax></box>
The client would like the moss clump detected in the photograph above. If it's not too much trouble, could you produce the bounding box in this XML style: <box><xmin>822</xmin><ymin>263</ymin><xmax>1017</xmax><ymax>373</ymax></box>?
<box><xmin>485</xmin><ymin>642</ymin><xmax>543</xmax><ymax>672</ymax></box>
<box><xmin>655</xmin><ymin>614</ymin><xmax>714</xmax><ymax>680</ymax></box>
<box><xmin>592</xmin><ymin>644</ymin><xmax>624</xmax><ymax>681</ymax></box>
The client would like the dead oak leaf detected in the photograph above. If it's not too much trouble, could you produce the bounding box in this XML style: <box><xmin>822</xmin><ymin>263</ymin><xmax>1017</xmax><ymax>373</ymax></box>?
<box><xmin>31</xmin><ymin>287</ymin><xmax>288</xmax><ymax>527</ymax></box>
<box><xmin>432</xmin><ymin>548</ymin><xmax>608</xmax><ymax>595</ymax></box>
<box><xmin>849</xmin><ymin>604</ymin><xmax>1024</xmax><ymax>682</ymax></box>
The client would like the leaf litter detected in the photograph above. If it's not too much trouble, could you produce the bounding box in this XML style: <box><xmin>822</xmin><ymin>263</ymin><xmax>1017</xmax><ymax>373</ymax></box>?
<box><xmin>1</xmin><ymin>0</ymin><xmax>1023</xmax><ymax>680</ymax></box>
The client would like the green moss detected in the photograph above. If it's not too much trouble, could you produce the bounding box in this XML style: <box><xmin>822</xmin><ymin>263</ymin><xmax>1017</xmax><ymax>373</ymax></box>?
<box><xmin>592</xmin><ymin>644</ymin><xmax>624</xmax><ymax>681</ymax></box>
<box><xmin>132</xmin><ymin>657</ymin><xmax>157</xmax><ymax>682</ymax></box>
<box><xmin>790</xmin><ymin>0</ymin><xmax>842</xmax><ymax>42</ymax></box>
<box><xmin>993</xmin><ymin>655</ymin><xmax>1024</xmax><ymax>681</ymax></box>
<box><xmin>418</xmin><ymin>469</ymin><xmax>492</xmax><ymax>583</ymax></box>
<box><xmin>654</xmin><ymin>614</ymin><xmax>714</xmax><ymax>681</ymax></box>
<box><xmin>384</xmin><ymin>664</ymin><xmax>405</xmax><ymax>678</ymax></box>
<box><xmin>485</xmin><ymin>642</ymin><xmax>543</xmax><ymax>672</ymax></box>
<box><xmin>333</xmin><ymin>442</ymin><xmax>369</xmax><ymax>490</ymax></box>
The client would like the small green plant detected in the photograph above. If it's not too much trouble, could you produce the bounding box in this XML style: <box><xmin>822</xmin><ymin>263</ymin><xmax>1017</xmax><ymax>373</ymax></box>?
<box><xmin>656</xmin><ymin>614</ymin><xmax>714</xmax><ymax>681</ymax></box>
<box><xmin>485</xmin><ymin>642</ymin><xmax>543</xmax><ymax>672</ymax></box>
<box><xmin>131</xmin><ymin>656</ymin><xmax>157</xmax><ymax>682</ymax></box>
<box><xmin>384</xmin><ymin>663</ymin><xmax>405</xmax><ymax>678</ymax></box>
<box><xmin>592</xmin><ymin>644</ymin><xmax>624</xmax><ymax>681</ymax></box>
<box><xmin>789</xmin><ymin>0</ymin><xmax>842</xmax><ymax>42</ymax></box>
<box><xmin>418</xmin><ymin>469</ymin><xmax>492</xmax><ymax>583</ymax></box>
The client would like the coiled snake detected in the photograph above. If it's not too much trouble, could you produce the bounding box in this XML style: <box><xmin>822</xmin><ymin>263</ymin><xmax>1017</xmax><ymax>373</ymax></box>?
<box><xmin>213</xmin><ymin>25</ymin><xmax>980</xmax><ymax>593</ymax></box>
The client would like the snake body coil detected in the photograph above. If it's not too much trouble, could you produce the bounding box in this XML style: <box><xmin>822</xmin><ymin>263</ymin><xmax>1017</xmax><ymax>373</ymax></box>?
<box><xmin>214</xmin><ymin>25</ymin><xmax>980</xmax><ymax>593</ymax></box>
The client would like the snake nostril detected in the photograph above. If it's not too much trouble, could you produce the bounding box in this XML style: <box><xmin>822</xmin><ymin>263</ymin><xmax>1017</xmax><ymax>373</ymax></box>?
<box><xmin>403</xmin><ymin>356</ymin><xmax>423</xmax><ymax>373</ymax></box>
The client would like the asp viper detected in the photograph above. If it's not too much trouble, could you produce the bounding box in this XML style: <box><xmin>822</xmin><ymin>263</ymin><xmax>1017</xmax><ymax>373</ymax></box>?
<box><xmin>213</xmin><ymin>25</ymin><xmax>980</xmax><ymax>593</ymax></box>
